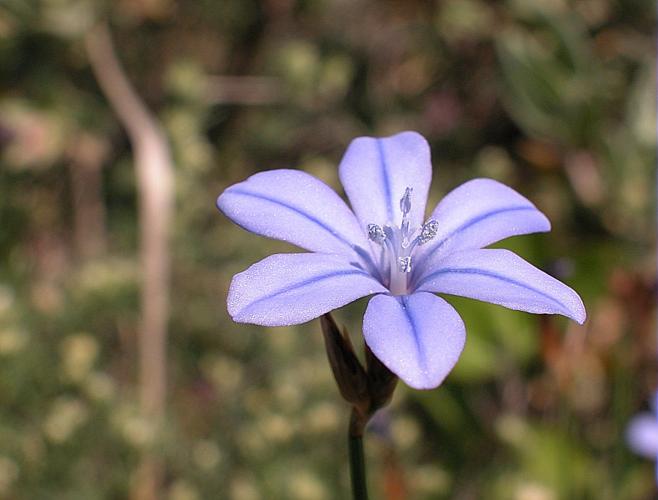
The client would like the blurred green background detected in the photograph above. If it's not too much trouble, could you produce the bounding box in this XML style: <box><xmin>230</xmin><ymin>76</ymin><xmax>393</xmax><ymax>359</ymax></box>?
<box><xmin>0</xmin><ymin>0</ymin><xmax>655</xmax><ymax>498</ymax></box>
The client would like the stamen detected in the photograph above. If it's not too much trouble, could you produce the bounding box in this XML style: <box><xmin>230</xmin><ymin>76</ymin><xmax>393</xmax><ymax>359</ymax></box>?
<box><xmin>400</xmin><ymin>187</ymin><xmax>413</xmax><ymax>247</ymax></box>
<box><xmin>418</xmin><ymin>219</ymin><xmax>439</xmax><ymax>245</ymax></box>
<box><xmin>367</xmin><ymin>190</ymin><xmax>431</xmax><ymax>293</ymax></box>
<box><xmin>400</xmin><ymin>187</ymin><xmax>412</xmax><ymax>216</ymax></box>
<box><xmin>367</xmin><ymin>223</ymin><xmax>387</xmax><ymax>244</ymax></box>
<box><xmin>398</xmin><ymin>256</ymin><xmax>412</xmax><ymax>273</ymax></box>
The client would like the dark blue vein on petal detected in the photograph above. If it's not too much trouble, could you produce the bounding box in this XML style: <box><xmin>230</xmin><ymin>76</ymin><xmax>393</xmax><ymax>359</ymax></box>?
<box><xmin>227</xmin><ymin>188</ymin><xmax>359</xmax><ymax>252</ymax></box>
<box><xmin>416</xmin><ymin>267</ymin><xmax>569</xmax><ymax>314</ymax></box>
<box><xmin>240</xmin><ymin>268</ymin><xmax>379</xmax><ymax>314</ymax></box>
<box><xmin>416</xmin><ymin>205</ymin><xmax>540</xmax><ymax>270</ymax></box>
<box><xmin>400</xmin><ymin>295</ymin><xmax>428</xmax><ymax>378</ymax></box>
<box><xmin>376</xmin><ymin>139</ymin><xmax>394</xmax><ymax>222</ymax></box>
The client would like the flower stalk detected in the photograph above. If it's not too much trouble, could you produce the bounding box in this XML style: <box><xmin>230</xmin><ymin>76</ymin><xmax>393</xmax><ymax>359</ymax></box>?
<box><xmin>348</xmin><ymin>409</ymin><xmax>368</xmax><ymax>500</ymax></box>
<box><xmin>321</xmin><ymin>312</ymin><xmax>398</xmax><ymax>500</ymax></box>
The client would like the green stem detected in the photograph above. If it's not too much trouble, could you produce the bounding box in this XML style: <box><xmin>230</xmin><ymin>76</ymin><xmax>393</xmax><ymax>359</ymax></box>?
<box><xmin>348</xmin><ymin>409</ymin><xmax>369</xmax><ymax>500</ymax></box>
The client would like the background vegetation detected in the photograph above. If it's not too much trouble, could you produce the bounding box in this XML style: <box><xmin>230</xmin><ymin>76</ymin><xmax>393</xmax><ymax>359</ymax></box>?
<box><xmin>0</xmin><ymin>0</ymin><xmax>655</xmax><ymax>498</ymax></box>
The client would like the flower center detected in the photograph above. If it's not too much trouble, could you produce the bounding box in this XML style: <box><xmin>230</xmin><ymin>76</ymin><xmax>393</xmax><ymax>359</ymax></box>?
<box><xmin>367</xmin><ymin>187</ymin><xmax>438</xmax><ymax>295</ymax></box>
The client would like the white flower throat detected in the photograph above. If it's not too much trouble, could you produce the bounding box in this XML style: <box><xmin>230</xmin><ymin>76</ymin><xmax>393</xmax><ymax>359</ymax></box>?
<box><xmin>367</xmin><ymin>187</ymin><xmax>438</xmax><ymax>295</ymax></box>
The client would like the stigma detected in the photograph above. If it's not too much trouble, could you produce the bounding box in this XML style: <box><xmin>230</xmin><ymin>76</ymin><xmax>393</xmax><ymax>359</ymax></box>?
<box><xmin>367</xmin><ymin>188</ymin><xmax>438</xmax><ymax>294</ymax></box>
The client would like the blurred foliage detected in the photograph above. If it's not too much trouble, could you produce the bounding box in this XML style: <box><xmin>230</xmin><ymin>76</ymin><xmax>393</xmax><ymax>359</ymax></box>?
<box><xmin>0</xmin><ymin>0</ymin><xmax>655</xmax><ymax>498</ymax></box>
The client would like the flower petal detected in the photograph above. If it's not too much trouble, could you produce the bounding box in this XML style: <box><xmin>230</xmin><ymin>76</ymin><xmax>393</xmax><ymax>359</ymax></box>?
<box><xmin>627</xmin><ymin>413</ymin><xmax>658</xmax><ymax>459</ymax></box>
<box><xmin>228</xmin><ymin>253</ymin><xmax>387</xmax><ymax>326</ymax></box>
<box><xmin>415</xmin><ymin>249</ymin><xmax>586</xmax><ymax>324</ymax></box>
<box><xmin>339</xmin><ymin>131</ymin><xmax>432</xmax><ymax>230</ymax></box>
<box><xmin>363</xmin><ymin>292</ymin><xmax>466</xmax><ymax>389</ymax></box>
<box><xmin>415</xmin><ymin>178</ymin><xmax>550</xmax><ymax>270</ymax></box>
<box><xmin>217</xmin><ymin>169</ymin><xmax>373</xmax><ymax>264</ymax></box>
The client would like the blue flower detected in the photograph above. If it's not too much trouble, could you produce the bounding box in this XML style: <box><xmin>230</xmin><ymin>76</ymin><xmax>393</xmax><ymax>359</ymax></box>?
<box><xmin>627</xmin><ymin>392</ymin><xmax>658</xmax><ymax>482</ymax></box>
<box><xmin>217</xmin><ymin>131</ymin><xmax>586</xmax><ymax>389</ymax></box>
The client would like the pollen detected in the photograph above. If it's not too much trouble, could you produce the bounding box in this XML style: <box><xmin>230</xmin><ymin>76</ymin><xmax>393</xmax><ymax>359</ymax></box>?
<box><xmin>398</xmin><ymin>256</ymin><xmax>412</xmax><ymax>273</ymax></box>
<box><xmin>418</xmin><ymin>220</ymin><xmax>439</xmax><ymax>245</ymax></box>
<box><xmin>367</xmin><ymin>224</ymin><xmax>387</xmax><ymax>244</ymax></box>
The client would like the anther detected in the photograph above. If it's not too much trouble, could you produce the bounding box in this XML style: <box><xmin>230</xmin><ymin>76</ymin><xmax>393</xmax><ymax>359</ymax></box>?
<box><xmin>398</xmin><ymin>256</ymin><xmax>412</xmax><ymax>273</ymax></box>
<box><xmin>400</xmin><ymin>187</ymin><xmax>412</xmax><ymax>216</ymax></box>
<box><xmin>400</xmin><ymin>187</ymin><xmax>413</xmax><ymax>246</ymax></box>
<box><xmin>367</xmin><ymin>223</ymin><xmax>387</xmax><ymax>244</ymax></box>
<box><xmin>418</xmin><ymin>219</ymin><xmax>439</xmax><ymax>245</ymax></box>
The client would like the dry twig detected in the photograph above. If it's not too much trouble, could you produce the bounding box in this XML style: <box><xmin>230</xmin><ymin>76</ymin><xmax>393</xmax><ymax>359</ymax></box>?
<box><xmin>85</xmin><ymin>23</ymin><xmax>174</xmax><ymax>500</ymax></box>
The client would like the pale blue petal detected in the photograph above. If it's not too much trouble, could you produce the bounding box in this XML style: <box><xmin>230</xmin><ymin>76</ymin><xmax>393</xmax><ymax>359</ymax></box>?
<box><xmin>217</xmin><ymin>169</ymin><xmax>374</xmax><ymax>265</ymax></box>
<box><xmin>228</xmin><ymin>253</ymin><xmax>387</xmax><ymax>326</ymax></box>
<box><xmin>363</xmin><ymin>292</ymin><xmax>466</xmax><ymax>390</ymax></box>
<box><xmin>627</xmin><ymin>413</ymin><xmax>658</xmax><ymax>459</ymax></box>
<box><xmin>415</xmin><ymin>249</ymin><xmax>586</xmax><ymax>324</ymax></box>
<box><xmin>339</xmin><ymin>131</ymin><xmax>432</xmax><ymax>231</ymax></box>
<box><xmin>414</xmin><ymin>179</ymin><xmax>550</xmax><ymax>271</ymax></box>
